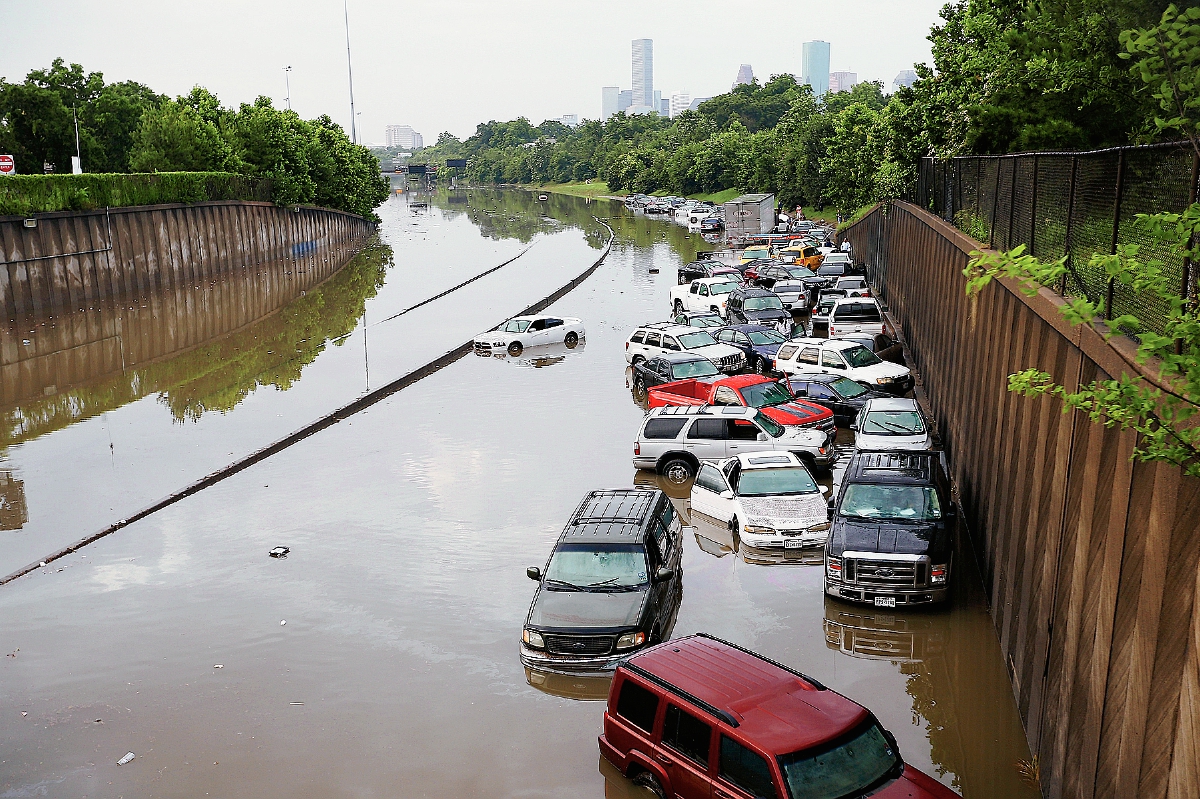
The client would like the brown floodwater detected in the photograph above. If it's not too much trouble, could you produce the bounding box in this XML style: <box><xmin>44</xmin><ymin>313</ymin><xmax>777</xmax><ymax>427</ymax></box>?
<box><xmin>0</xmin><ymin>187</ymin><xmax>1037</xmax><ymax>799</ymax></box>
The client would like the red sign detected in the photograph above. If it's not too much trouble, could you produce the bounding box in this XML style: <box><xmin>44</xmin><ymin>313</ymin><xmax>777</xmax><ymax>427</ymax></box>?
<box><xmin>0</xmin><ymin>155</ymin><xmax>13</xmax><ymax>175</ymax></box>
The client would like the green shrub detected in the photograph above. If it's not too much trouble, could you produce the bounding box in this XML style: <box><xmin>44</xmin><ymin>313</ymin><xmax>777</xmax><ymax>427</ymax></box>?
<box><xmin>0</xmin><ymin>172</ymin><xmax>271</xmax><ymax>215</ymax></box>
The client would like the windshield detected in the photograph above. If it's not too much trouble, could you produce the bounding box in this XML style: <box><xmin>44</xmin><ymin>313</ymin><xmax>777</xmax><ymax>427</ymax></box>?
<box><xmin>709</xmin><ymin>282</ymin><xmax>737</xmax><ymax>295</ymax></box>
<box><xmin>755</xmin><ymin>412</ymin><xmax>785</xmax><ymax>438</ymax></box>
<box><xmin>831</xmin><ymin>377</ymin><xmax>868</xmax><ymax>398</ymax></box>
<box><xmin>737</xmin><ymin>466</ymin><xmax>818</xmax><ymax>497</ymax></box>
<box><xmin>862</xmin><ymin>410</ymin><xmax>925</xmax><ymax>435</ymax></box>
<box><xmin>743</xmin><ymin>249</ymin><xmax>770</xmax><ymax>259</ymax></box>
<box><xmin>674</xmin><ymin>359</ymin><xmax>720</xmax><ymax>378</ymax></box>
<box><xmin>817</xmin><ymin>265</ymin><xmax>844</xmax><ymax>276</ymax></box>
<box><xmin>778</xmin><ymin>723</ymin><xmax>901</xmax><ymax>799</ymax></box>
<box><xmin>786</xmin><ymin>267</ymin><xmax>809</xmax><ymax>278</ymax></box>
<box><xmin>840</xmin><ymin>484</ymin><xmax>942</xmax><ymax>521</ymax></box>
<box><xmin>504</xmin><ymin>319</ymin><xmax>531</xmax><ymax>333</ymax></box>
<box><xmin>544</xmin><ymin>543</ymin><xmax>649</xmax><ymax>589</ymax></box>
<box><xmin>747</xmin><ymin>330</ymin><xmax>786</xmax><ymax>345</ymax></box>
<box><xmin>744</xmin><ymin>296</ymin><xmax>785</xmax><ymax>311</ymax></box>
<box><xmin>842</xmin><ymin>345</ymin><xmax>882</xmax><ymax>367</ymax></box>
<box><xmin>678</xmin><ymin>331</ymin><xmax>719</xmax><ymax>348</ymax></box>
<box><xmin>740</xmin><ymin>381</ymin><xmax>794</xmax><ymax>408</ymax></box>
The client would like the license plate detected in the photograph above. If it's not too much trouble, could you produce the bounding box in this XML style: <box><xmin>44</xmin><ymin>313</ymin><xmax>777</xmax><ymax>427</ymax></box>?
<box><xmin>784</xmin><ymin>539</ymin><xmax>805</xmax><ymax>549</ymax></box>
<box><xmin>874</xmin><ymin>596</ymin><xmax>897</xmax><ymax>608</ymax></box>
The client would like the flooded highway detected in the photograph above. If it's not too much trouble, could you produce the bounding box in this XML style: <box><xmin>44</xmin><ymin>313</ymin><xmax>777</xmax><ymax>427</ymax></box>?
<box><xmin>1</xmin><ymin>185</ymin><xmax>1037</xmax><ymax>798</ymax></box>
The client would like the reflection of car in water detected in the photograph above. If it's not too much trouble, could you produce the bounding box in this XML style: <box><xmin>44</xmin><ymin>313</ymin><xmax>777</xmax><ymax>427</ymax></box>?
<box><xmin>525</xmin><ymin>667</ymin><xmax>613</xmax><ymax>701</ymax></box>
<box><xmin>476</xmin><ymin>339</ymin><xmax>585</xmax><ymax>369</ymax></box>
<box><xmin>822</xmin><ymin>596</ymin><xmax>946</xmax><ymax>663</ymax></box>
<box><xmin>688</xmin><ymin>507</ymin><xmax>825</xmax><ymax>566</ymax></box>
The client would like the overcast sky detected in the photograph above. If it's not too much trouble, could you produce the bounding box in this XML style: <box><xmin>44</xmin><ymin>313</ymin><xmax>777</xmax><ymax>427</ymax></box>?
<box><xmin>2</xmin><ymin>0</ymin><xmax>945</xmax><ymax>145</ymax></box>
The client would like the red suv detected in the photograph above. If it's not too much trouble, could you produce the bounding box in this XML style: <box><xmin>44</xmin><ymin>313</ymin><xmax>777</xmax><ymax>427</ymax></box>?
<box><xmin>599</xmin><ymin>634</ymin><xmax>958</xmax><ymax>799</ymax></box>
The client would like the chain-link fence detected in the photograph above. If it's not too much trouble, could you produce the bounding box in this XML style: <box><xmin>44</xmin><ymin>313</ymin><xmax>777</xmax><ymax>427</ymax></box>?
<box><xmin>913</xmin><ymin>142</ymin><xmax>1197</xmax><ymax>334</ymax></box>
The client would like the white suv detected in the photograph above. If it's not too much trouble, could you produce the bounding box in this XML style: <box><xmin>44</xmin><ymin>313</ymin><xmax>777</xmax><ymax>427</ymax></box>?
<box><xmin>669</xmin><ymin>277</ymin><xmax>739</xmax><ymax>317</ymax></box>
<box><xmin>774</xmin><ymin>337</ymin><xmax>912</xmax><ymax>394</ymax></box>
<box><xmin>626</xmin><ymin>323</ymin><xmax>746</xmax><ymax>373</ymax></box>
<box><xmin>827</xmin><ymin>297</ymin><xmax>890</xmax><ymax>340</ymax></box>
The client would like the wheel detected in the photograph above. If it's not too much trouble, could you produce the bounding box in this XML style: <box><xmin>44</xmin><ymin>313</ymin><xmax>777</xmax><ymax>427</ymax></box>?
<box><xmin>507</xmin><ymin>341</ymin><xmax>523</xmax><ymax>356</ymax></box>
<box><xmin>632</xmin><ymin>376</ymin><xmax>647</xmax><ymax>401</ymax></box>
<box><xmin>564</xmin><ymin>331</ymin><xmax>579</xmax><ymax>348</ymax></box>
<box><xmin>754</xmin><ymin>357</ymin><xmax>766</xmax><ymax>375</ymax></box>
<box><xmin>660</xmin><ymin>458</ymin><xmax>695</xmax><ymax>486</ymax></box>
<box><xmin>674</xmin><ymin>300</ymin><xmax>685</xmax><ymax>315</ymax></box>
<box><xmin>631</xmin><ymin>771</ymin><xmax>666</xmax><ymax>798</ymax></box>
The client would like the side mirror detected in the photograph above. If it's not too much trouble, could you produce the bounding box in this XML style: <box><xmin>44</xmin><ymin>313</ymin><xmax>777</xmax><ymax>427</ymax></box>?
<box><xmin>719</xmin><ymin>490</ymin><xmax>734</xmax><ymax>500</ymax></box>
<box><xmin>526</xmin><ymin>566</ymin><xmax>542</xmax><ymax>582</ymax></box>
<box><xmin>849</xmin><ymin>421</ymin><xmax>858</xmax><ymax>431</ymax></box>
<box><xmin>655</xmin><ymin>567</ymin><xmax>673</xmax><ymax>582</ymax></box>
<box><xmin>757</xmin><ymin>432</ymin><xmax>768</xmax><ymax>441</ymax></box>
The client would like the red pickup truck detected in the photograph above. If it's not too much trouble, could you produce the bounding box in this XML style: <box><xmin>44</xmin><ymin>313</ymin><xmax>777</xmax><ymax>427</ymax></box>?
<box><xmin>647</xmin><ymin>374</ymin><xmax>835</xmax><ymax>433</ymax></box>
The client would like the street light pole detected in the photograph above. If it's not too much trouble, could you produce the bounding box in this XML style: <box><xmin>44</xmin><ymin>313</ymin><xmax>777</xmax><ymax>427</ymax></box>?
<box><xmin>72</xmin><ymin>105</ymin><xmax>82</xmax><ymax>174</ymax></box>
<box><xmin>344</xmin><ymin>0</ymin><xmax>358</xmax><ymax>144</ymax></box>
<box><xmin>284</xmin><ymin>66</ymin><xmax>293</xmax><ymax>111</ymax></box>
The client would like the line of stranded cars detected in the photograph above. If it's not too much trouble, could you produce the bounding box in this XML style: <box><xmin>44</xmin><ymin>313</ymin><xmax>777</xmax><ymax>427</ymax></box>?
<box><xmin>507</xmin><ymin>228</ymin><xmax>959</xmax><ymax>797</ymax></box>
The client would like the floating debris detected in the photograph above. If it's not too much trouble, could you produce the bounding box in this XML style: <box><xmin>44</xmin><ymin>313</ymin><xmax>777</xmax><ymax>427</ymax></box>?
<box><xmin>117</xmin><ymin>752</ymin><xmax>135</xmax><ymax>766</ymax></box>
<box><xmin>280</xmin><ymin>620</ymin><xmax>286</xmax><ymax>626</ymax></box>
<box><xmin>268</xmin><ymin>546</ymin><xmax>290</xmax><ymax>559</ymax></box>
<box><xmin>213</xmin><ymin>664</ymin><xmax>224</xmax><ymax>669</ymax></box>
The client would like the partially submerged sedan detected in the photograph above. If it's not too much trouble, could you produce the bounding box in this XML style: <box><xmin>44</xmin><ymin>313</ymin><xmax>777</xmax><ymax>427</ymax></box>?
<box><xmin>474</xmin><ymin>315</ymin><xmax>585</xmax><ymax>356</ymax></box>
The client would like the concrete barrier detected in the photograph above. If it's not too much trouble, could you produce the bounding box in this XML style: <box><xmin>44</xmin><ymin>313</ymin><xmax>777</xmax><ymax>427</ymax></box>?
<box><xmin>0</xmin><ymin>201</ymin><xmax>375</xmax><ymax>318</ymax></box>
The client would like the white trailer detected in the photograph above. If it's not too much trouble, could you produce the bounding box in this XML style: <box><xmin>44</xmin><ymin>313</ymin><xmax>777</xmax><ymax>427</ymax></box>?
<box><xmin>723</xmin><ymin>193</ymin><xmax>776</xmax><ymax>240</ymax></box>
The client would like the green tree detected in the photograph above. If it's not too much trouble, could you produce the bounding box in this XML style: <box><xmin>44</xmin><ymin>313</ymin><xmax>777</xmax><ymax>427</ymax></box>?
<box><xmin>129</xmin><ymin>100</ymin><xmax>232</xmax><ymax>172</ymax></box>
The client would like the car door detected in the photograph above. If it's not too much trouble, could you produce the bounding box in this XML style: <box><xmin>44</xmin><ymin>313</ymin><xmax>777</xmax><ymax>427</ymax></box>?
<box><xmin>643</xmin><ymin>332</ymin><xmax>662</xmax><ymax>359</ymax></box>
<box><xmin>659</xmin><ymin>704</ymin><xmax>715</xmax><ymax>799</ymax></box>
<box><xmin>725</xmin><ymin>418</ymin><xmax>765</xmax><ymax>457</ymax></box>
<box><xmin>714</xmin><ymin>735</ymin><xmax>778</xmax><ymax>799</ymax></box>
<box><xmin>691</xmin><ymin>462</ymin><xmax>728</xmax><ymax>521</ymax></box>
<box><xmin>821</xmin><ymin>349</ymin><xmax>849</xmax><ymax>375</ymax></box>
<box><xmin>639</xmin><ymin>358</ymin><xmax>663</xmax><ymax>388</ymax></box>
<box><xmin>685</xmin><ymin>418</ymin><xmax>728</xmax><ymax>461</ymax></box>
<box><xmin>796</xmin><ymin>346</ymin><xmax>821</xmax><ymax>374</ymax></box>
<box><xmin>526</xmin><ymin>318</ymin><xmax>548</xmax><ymax>343</ymax></box>
<box><xmin>695</xmin><ymin>284</ymin><xmax>711</xmax><ymax>312</ymax></box>
<box><xmin>662</xmin><ymin>335</ymin><xmax>683</xmax><ymax>354</ymax></box>
<box><xmin>806</xmin><ymin>381</ymin><xmax>842</xmax><ymax>419</ymax></box>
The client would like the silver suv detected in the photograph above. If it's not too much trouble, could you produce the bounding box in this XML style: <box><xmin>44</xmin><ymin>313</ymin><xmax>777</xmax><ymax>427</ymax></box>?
<box><xmin>632</xmin><ymin>405</ymin><xmax>834</xmax><ymax>484</ymax></box>
<box><xmin>625</xmin><ymin>322</ymin><xmax>745</xmax><ymax>373</ymax></box>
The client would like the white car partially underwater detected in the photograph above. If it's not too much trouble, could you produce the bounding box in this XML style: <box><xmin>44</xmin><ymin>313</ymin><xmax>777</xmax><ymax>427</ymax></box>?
<box><xmin>473</xmin><ymin>315</ymin><xmax>585</xmax><ymax>356</ymax></box>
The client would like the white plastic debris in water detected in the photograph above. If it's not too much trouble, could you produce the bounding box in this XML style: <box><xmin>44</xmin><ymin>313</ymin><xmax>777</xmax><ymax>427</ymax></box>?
<box><xmin>280</xmin><ymin>620</ymin><xmax>286</xmax><ymax>626</ymax></box>
<box><xmin>268</xmin><ymin>546</ymin><xmax>290</xmax><ymax>559</ymax></box>
<box><xmin>213</xmin><ymin>664</ymin><xmax>223</xmax><ymax>669</ymax></box>
<box><xmin>117</xmin><ymin>752</ymin><xmax>135</xmax><ymax>766</ymax></box>
<box><xmin>39</xmin><ymin>562</ymin><xmax>46</xmax><ymax>567</ymax></box>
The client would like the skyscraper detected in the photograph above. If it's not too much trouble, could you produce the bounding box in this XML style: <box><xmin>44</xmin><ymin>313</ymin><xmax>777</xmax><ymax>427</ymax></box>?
<box><xmin>619</xmin><ymin>90</ymin><xmax>633</xmax><ymax>112</ymax></box>
<box><xmin>892</xmin><ymin>69</ymin><xmax>918</xmax><ymax>92</ymax></box>
<box><xmin>733</xmin><ymin>64</ymin><xmax>754</xmax><ymax>89</ymax></box>
<box><xmin>669</xmin><ymin>92</ymin><xmax>692</xmax><ymax>118</ymax></box>
<box><xmin>385</xmin><ymin>125</ymin><xmax>422</xmax><ymax>150</ymax></box>
<box><xmin>801</xmin><ymin>41</ymin><xmax>831</xmax><ymax>97</ymax></box>
<box><xmin>602</xmin><ymin>86</ymin><xmax>620</xmax><ymax>120</ymax></box>
<box><xmin>828</xmin><ymin>71</ymin><xmax>858</xmax><ymax>94</ymax></box>
<box><xmin>632</xmin><ymin>39</ymin><xmax>653</xmax><ymax>109</ymax></box>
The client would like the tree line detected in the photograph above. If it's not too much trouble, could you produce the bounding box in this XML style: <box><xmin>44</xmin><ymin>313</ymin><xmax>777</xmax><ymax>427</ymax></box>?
<box><xmin>0</xmin><ymin>59</ymin><xmax>388</xmax><ymax>219</ymax></box>
<box><xmin>413</xmin><ymin>0</ymin><xmax>1185</xmax><ymax>213</ymax></box>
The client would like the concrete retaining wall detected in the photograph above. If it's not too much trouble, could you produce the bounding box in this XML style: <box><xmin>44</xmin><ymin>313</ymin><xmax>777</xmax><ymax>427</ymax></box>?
<box><xmin>0</xmin><ymin>202</ymin><xmax>374</xmax><ymax>318</ymax></box>
<box><xmin>845</xmin><ymin>200</ymin><xmax>1200</xmax><ymax>799</ymax></box>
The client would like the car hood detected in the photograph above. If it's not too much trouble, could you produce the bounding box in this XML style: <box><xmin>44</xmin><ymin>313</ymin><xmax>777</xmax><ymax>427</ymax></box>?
<box><xmin>527</xmin><ymin>587</ymin><xmax>649</xmax><ymax>629</ymax></box>
<box><xmin>743</xmin><ymin>308</ymin><xmax>789</xmax><ymax>323</ymax></box>
<box><xmin>777</xmin><ymin>426</ymin><xmax>828</xmax><ymax>447</ymax></box>
<box><xmin>740</xmin><ymin>494</ymin><xmax>827</xmax><ymax>530</ymax></box>
<box><xmin>830</xmin><ymin>518</ymin><xmax>948</xmax><ymax>558</ymax></box>
<box><xmin>691</xmin><ymin>342</ymin><xmax>743</xmax><ymax>359</ymax></box>
<box><xmin>761</xmin><ymin>401</ymin><xmax>821</xmax><ymax>425</ymax></box>
<box><xmin>849</xmin><ymin>361</ymin><xmax>911</xmax><ymax>380</ymax></box>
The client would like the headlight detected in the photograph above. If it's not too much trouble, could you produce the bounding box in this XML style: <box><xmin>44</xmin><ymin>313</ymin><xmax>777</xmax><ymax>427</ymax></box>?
<box><xmin>807</xmin><ymin>522</ymin><xmax>831</xmax><ymax>532</ymax></box>
<box><xmin>931</xmin><ymin>564</ymin><xmax>949</xmax><ymax>585</ymax></box>
<box><xmin>616</xmin><ymin>631</ymin><xmax>646</xmax><ymax>650</ymax></box>
<box><xmin>523</xmin><ymin>629</ymin><xmax>545</xmax><ymax>649</ymax></box>
<box><xmin>826</xmin><ymin>556</ymin><xmax>842</xmax><ymax>581</ymax></box>
<box><xmin>744</xmin><ymin>523</ymin><xmax>774</xmax><ymax>534</ymax></box>
<box><xmin>875</xmin><ymin>377</ymin><xmax>894</xmax><ymax>385</ymax></box>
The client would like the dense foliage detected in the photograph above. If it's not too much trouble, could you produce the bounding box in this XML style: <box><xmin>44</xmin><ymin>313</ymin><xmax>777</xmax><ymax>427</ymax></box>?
<box><xmin>0</xmin><ymin>172</ymin><xmax>270</xmax><ymax>215</ymax></box>
<box><xmin>413</xmin><ymin>0</ymin><xmax>1187</xmax><ymax>212</ymax></box>
<box><xmin>0</xmin><ymin>59</ymin><xmax>388</xmax><ymax>220</ymax></box>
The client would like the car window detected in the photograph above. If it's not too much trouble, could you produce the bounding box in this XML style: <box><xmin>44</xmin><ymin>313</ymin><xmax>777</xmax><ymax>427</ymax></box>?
<box><xmin>822</xmin><ymin>351</ymin><xmax>846</xmax><ymax>368</ymax></box>
<box><xmin>787</xmin><ymin>380</ymin><xmax>809</xmax><ymax>397</ymax></box>
<box><xmin>799</xmin><ymin>348</ymin><xmax>820</xmax><ymax>365</ymax></box>
<box><xmin>643</xmin><ymin>418</ymin><xmax>688</xmax><ymax>439</ymax></box>
<box><xmin>528</xmin><ymin>319</ymin><xmax>546</xmax><ymax>332</ymax></box>
<box><xmin>691</xmin><ymin>284</ymin><xmax>700</xmax><ymax>294</ymax></box>
<box><xmin>663</xmin><ymin>705</ymin><xmax>713</xmax><ymax>768</ymax></box>
<box><xmin>616</xmin><ymin>679</ymin><xmax>659</xmax><ymax>734</ymax></box>
<box><xmin>727</xmin><ymin>420</ymin><xmax>761</xmax><ymax>441</ymax></box>
<box><xmin>699</xmin><ymin>285</ymin><xmax>710</xmax><ymax>296</ymax></box>
<box><xmin>663</xmin><ymin>336</ymin><xmax>682</xmax><ymax>352</ymax></box>
<box><xmin>545</xmin><ymin>318</ymin><xmax>564</xmax><ymax>328</ymax></box>
<box><xmin>713</xmin><ymin>386</ymin><xmax>740</xmax><ymax>406</ymax></box>
<box><xmin>832</xmin><ymin>303</ymin><xmax>882</xmax><ymax>323</ymax></box>
<box><xmin>688</xmin><ymin>418</ymin><xmax>727</xmax><ymax>440</ymax></box>
<box><xmin>631</xmin><ymin>331</ymin><xmax>646</xmax><ymax>344</ymax></box>
<box><xmin>843</xmin><ymin>345</ymin><xmax>883</xmax><ymax>367</ymax></box>
<box><xmin>717</xmin><ymin>330</ymin><xmax>735</xmax><ymax>343</ymax></box>
<box><xmin>645</xmin><ymin>333</ymin><xmax>662</xmax><ymax>347</ymax></box>
<box><xmin>504</xmin><ymin>319</ymin><xmax>531</xmax><ymax>333</ymax></box>
<box><xmin>675</xmin><ymin>359</ymin><xmax>720</xmax><ymax>379</ymax></box>
<box><xmin>776</xmin><ymin>344</ymin><xmax>799</xmax><ymax>361</ymax></box>
<box><xmin>695</xmin><ymin>463</ymin><xmax>728</xmax><ymax>493</ymax></box>
<box><xmin>807</xmin><ymin>384</ymin><xmax>835</xmax><ymax>400</ymax></box>
<box><xmin>720</xmin><ymin>736</ymin><xmax>775</xmax><ymax>799</ymax></box>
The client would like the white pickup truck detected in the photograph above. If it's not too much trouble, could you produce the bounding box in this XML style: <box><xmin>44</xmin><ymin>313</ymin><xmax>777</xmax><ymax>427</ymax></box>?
<box><xmin>670</xmin><ymin>277</ymin><xmax>739</xmax><ymax>317</ymax></box>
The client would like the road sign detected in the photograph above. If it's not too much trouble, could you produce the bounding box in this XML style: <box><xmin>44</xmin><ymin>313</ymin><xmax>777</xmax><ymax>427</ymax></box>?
<box><xmin>0</xmin><ymin>155</ymin><xmax>13</xmax><ymax>175</ymax></box>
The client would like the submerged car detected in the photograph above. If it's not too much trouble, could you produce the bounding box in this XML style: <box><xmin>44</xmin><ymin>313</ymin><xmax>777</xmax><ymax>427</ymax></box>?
<box><xmin>474</xmin><ymin>315</ymin><xmax>585</xmax><ymax>356</ymax></box>
<box><xmin>781</xmin><ymin>373</ymin><xmax>889</xmax><ymax>425</ymax></box>
<box><xmin>690</xmin><ymin>452</ymin><xmax>831</xmax><ymax>549</ymax></box>
<box><xmin>631</xmin><ymin>352</ymin><xmax>722</xmax><ymax>396</ymax></box>
<box><xmin>853</xmin><ymin>397</ymin><xmax>933</xmax><ymax>451</ymax></box>
<box><xmin>714</xmin><ymin>325</ymin><xmax>789</xmax><ymax>374</ymax></box>
<box><xmin>521</xmin><ymin>489</ymin><xmax>683</xmax><ymax>672</ymax></box>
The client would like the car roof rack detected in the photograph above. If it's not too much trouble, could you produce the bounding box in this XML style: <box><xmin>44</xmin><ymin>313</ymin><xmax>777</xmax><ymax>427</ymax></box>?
<box><xmin>695</xmin><ymin>633</ymin><xmax>828</xmax><ymax>691</ymax></box>
<box><xmin>622</xmin><ymin>662</ymin><xmax>742</xmax><ymax>728</ymax></box>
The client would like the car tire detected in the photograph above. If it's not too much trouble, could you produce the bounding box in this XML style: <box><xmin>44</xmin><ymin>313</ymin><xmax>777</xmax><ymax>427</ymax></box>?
<box><xmin>631</xmin><ymin>771</ymin><xmax>666</xmax><ymax>798</ymax></box>
<box><xmin>507</xmin><ymin>341</ymin><xmax>523</xmax><ymax>356</ymax></box>
<box><xmin>659</xmin><ymin>457</ymin><xmax>695</xmax><ymax>486</ymax></box>
<box><xmin>754</xmin><ymin>357</ymin><xmax>766</xmax><ymax>375</ymax></box>
<box><xmin>674</xmin><ymin>300</ymin><xmax>685</xmax><ymax>315</ymax></box>
<box><xmin>632</xmin><ymin>376</ymin><xmax>647</xmax><ymax>401</ymax></box>
<box><xmin>564</xmin><ymin>332</ymin><xmax>579</xmax><ymax>348</ymax></box>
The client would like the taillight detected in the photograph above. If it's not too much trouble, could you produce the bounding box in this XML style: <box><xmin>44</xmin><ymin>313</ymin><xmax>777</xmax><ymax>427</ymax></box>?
<box><xmin>625</xmin><ymin>341</ymin><xmax>629</xmax><ymax>349</ymax></box>
<box><xmin>634</xmin><ymin>442</ymin><xmax>640</xmax><ymax>455</ymax></box>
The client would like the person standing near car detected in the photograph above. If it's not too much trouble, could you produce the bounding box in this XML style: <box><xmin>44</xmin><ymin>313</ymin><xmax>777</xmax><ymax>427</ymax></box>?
<box><xmin>840</xmin><ymin>240</ymin><xmax>851</xmax><ymax>253</ymax></box>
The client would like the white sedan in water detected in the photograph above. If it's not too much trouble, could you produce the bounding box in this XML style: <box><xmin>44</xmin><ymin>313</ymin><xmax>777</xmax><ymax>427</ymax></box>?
<box><xmin>473</xmin><ymin>315</ymin><xmax>585</xmax><ymax>356</ymax></box>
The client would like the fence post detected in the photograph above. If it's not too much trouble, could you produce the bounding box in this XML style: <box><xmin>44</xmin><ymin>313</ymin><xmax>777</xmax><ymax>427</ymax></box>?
<box><xmin>1105</xmin><ymin>149</ymin><xmax>1126</xmax><ymax>318</ymax></box>
<box><xmin>989</xmin><ymin>157</ymin><xmax>1003</xmax><ymax>248</ymax></box>
<box><xmin>976</xmin><ymin>159</ymin><xmax>983</xmax><ymax>220</ymax></box>
<box><xmin>1007</xmin><ymin>157</ymin><xmax>1019</xmax><ymax>250</ymax></box>
<box><xmin>1029</xmin><ymin>155</ymin><xmax>1039</xmax><ymax>257</ymax></box>
<box><xmin>1182</xmin><ymin>150</ymin><xmax>1199</xmax><ymax>302</ymax></box>
<box><xmin>1060</xmin><ymin>156</ymin><xmax>1079</xmax><ymax>295</ymax></box>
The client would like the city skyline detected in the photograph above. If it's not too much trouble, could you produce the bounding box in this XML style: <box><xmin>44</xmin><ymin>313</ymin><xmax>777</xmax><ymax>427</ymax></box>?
<box><xmin>802</xmin><ymin>40</ymin><xmax>831</xmax><ymax>97</ymax></box>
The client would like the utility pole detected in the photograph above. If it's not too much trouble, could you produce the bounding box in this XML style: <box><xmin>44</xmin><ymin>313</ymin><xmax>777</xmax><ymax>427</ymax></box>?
<box><xmin>344</xmin><ymin>0</ymin><xmax>357</xmax><ymax>144</ymax></box>
<box><xmin>284</xmin><ymin>66</ymin><xmax>293</xmax><ymax>111</ymax></box>
<box><xmin>72</xmin><ymin>105</ymin><xmax>82</xmax><ymax>174</ymax></box>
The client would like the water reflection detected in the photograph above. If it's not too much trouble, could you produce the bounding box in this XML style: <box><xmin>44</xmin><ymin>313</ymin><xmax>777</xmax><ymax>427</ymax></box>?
<box><xmin>474</xmin><ymin>340</ymin><xmax>586</xmax><ymax>369</ymax></box>
<box><xmin>687</xmin><ymin>511</ymin><xmax>824</xmax><ymax>566</ymax></box>
<box><xmin>1</xmin><ymin>241</ymin><xmax>390</xmax><ymax>446</ymax></box>
<box><xmin>525</xmin><ymin>667</ymin><xmax>612</xmax><ymax>701</ymax></box>
<box><xmin>823</xmin><ymin>598</ymin><xmax>946</xmax><ymax>663</ymax></box>
<box><xmin>0</xmin><ymin>468</ymin><xmax>28</xmax><ymax>529</ymax></box>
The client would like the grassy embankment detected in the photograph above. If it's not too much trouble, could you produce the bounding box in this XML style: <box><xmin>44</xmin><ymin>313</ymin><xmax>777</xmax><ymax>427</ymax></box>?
<box><xmin>0</xmin><ymin>173</ymin><xmax>272</xmax><ymax>216</ymax></box>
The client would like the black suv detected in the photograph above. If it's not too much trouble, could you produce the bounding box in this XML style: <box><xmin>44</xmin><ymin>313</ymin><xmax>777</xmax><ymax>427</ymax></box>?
<box><xmin>825</xmin><ymin>451</ymin><xmax>956</xmax><ymax>607</ymax></box>
<box><xmin>521</xmin><ymin>489</ymin><xmax>683</xmax><ymax>672</ymax></box>
<box><xmin>725</xmin><ymin>286</ymin><xmax>790</xmax><ymax>329</ymax></box>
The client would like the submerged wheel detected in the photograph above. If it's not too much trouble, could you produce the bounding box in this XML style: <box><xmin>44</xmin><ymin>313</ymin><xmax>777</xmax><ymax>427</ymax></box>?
<box><xmin>631</xmin><ymin>771</ymin><xmax>666</xmax><ymax>798</ymax></box>
<box><xmin>660</xmin><ymin>458</ymin><xmax>695</xmax><ymax>486</ymax></box>
<box><xmin>564</xmin><ymin>331</ymin><xmax>579</xmax><ymax>348</ymax></box>
<box><xmin>674</xmin><ymin>299</ymin><xmax>685</xmax><ymax>315</ymax></box>
<box><xmin>507</xmin><ymin>341</ymin><xmax>523</xmax><ymax>356</ymax></box>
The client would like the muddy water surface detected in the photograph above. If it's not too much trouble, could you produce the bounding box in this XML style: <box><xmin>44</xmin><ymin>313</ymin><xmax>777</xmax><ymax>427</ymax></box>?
<box><xmin>1</xmin><ymin>189</ymin><xmax>1036</xmax><ymax>799</ymax></box>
